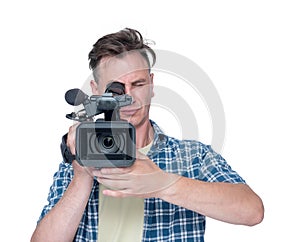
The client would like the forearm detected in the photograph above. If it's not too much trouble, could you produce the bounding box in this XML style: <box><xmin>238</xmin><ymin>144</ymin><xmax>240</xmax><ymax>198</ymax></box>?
<box><xmin>158</xmin><ymin>175</ymin><xmax>264</xmax><ymax>226</ymax></box>
<box><xmin>31</xmin><ymin>176</ymin><xmax>94</xmax><ymax>242</ymax></box>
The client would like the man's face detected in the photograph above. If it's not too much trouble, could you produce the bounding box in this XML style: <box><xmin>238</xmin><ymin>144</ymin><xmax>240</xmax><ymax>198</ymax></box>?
<box><xmin>91</xmin><ymin>51</ymin><xmax>154</xmax><ymax>129</ymax></box>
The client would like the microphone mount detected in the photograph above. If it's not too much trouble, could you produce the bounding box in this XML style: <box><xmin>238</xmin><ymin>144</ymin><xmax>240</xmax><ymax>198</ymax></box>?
<box><xmin>65</xmin><ymin>82</ymin><xmax>133</xmax><ymax>122</ymax></box>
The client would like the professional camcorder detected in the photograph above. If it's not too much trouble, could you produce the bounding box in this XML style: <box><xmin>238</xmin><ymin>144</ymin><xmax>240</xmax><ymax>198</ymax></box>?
<box><xmin>65</xmin><ymin>82</ymin><xmax>136</xmax><ymax>168</ymax></box>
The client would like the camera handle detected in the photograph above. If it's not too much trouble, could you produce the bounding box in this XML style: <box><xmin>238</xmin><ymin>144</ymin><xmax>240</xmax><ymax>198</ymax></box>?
<box><xmin>104</xmin><ymin>108</ymin><xmax>120</xmax><ymax>121</ymax></box>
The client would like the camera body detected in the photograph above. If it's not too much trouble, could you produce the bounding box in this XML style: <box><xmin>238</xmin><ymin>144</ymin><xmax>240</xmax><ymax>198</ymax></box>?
<box><xmin>65</xmin><ymin>82</ymin><xmax>136</xmax><ymax>168</ymax></box>
<box><xmin>76</xmin><ymin>120</ymin><xmax>135</xmax><ymax>167</ymax></box>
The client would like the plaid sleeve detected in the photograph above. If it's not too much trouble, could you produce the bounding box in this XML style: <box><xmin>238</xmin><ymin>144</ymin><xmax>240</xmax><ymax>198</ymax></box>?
<box><xmin>37</xmin><ymin>162</ymin><xmax>74</xmax><ymax>223</ymax></box>
<box><xmin>199</xmin><ymin>145</ymin><xmax>246</xmax><ymax>184</ymax></box>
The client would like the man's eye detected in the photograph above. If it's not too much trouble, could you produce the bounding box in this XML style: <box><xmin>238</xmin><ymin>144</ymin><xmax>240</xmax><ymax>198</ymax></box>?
<box><xmin>134</xmin><ymin>82</ymin><xmax>145</xmax><ymax>87</ymax></box>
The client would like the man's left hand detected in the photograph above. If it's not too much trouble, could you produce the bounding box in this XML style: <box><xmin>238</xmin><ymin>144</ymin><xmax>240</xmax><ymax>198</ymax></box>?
<box><xmin>92</xmin><ymin>151</ymin><xmax>180</xmax><ymax>198</ymax></box>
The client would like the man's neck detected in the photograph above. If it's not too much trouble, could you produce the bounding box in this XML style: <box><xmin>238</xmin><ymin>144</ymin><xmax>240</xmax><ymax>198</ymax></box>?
<box><xmin>135</xmin><ymin>119</ymin><xmax>154</xmax><ymax>149</ymax></box>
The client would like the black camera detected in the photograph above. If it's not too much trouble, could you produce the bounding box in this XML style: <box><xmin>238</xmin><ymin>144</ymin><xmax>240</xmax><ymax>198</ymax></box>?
<box><xmin>65</xmin><ymin>82</ymin><xmax>136</xmax><ymax>168</ymax></box>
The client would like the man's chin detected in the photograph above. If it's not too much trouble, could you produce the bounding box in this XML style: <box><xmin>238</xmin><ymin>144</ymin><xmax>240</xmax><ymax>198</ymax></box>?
<box><xmin>119</xmin><ymin>114</ymin><xmax>140</xmax><ymax>127</ymax></box>
<box><xmin>120</xmin><ymin>114</ymin><xmax>134</xmax><ymax>123</ymax></box>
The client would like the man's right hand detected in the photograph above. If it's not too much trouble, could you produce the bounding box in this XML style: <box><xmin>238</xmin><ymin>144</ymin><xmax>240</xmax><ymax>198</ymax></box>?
<box><xmin>66</xmin><ymin>123</ymin><xmax>95</xmax><ymax>182</ymax></box>
<box><xmin>31</xmin><ymin>123</ymin><xmax>96</xmax><ymax>242</ymax></box>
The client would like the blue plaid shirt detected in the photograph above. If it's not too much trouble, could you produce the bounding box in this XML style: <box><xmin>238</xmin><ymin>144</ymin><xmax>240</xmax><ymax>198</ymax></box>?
<box><xmin>38</xmin><ymin>120</ymin><xmax>245</xmax><ymax>241</ymax></box>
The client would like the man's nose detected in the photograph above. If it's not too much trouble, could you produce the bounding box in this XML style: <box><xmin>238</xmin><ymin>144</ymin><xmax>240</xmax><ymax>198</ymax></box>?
<box><xmin>124</xmin><ymin>85</ymin><xmax>135</xmax><ymax>103</ymax></box>
<box><xmin>124</xmin><ymin>85</ymin><xmax>132</xmax><ymax>95</ymax></box>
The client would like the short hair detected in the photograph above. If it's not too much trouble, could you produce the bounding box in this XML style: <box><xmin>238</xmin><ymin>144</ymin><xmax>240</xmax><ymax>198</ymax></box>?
<box><xmin>88</xmin><ymin>28</ymin><xmax>156</xmax><ymax>81</ymax></box>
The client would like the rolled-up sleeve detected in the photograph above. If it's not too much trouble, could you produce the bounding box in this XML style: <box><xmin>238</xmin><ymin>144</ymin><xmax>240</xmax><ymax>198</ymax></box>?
<box><xmin>199</xmin><ymin>145</ymin><xmax>246</xmax><ymax>184</ymax></box>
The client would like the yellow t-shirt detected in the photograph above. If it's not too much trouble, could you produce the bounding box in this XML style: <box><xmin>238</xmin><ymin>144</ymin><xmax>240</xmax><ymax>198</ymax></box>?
<box><xmin>97</xmin><ymin>142</ymin><xmax>153</xmax><ymax>242</ymax></box>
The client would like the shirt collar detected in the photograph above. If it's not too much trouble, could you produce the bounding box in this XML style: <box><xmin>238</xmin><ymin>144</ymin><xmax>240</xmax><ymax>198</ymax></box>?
<box><xmin>149</xmin><ymin>120</ymin><xmax>168</xmax><ymax>151</ymax></box>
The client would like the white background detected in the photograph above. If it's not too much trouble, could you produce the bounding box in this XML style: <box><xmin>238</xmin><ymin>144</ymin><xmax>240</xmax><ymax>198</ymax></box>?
<box><xmin>0</xmin><ymin>0</ymin><xmax>299</xmax><ymax>241</ymax></box>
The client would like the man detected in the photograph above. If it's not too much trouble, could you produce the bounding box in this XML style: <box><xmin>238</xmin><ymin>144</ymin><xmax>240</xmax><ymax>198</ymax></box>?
<box><xmin>31</xmin><ymin>28</ymin><xmax>264</xmax><ymax>242</ymax></box>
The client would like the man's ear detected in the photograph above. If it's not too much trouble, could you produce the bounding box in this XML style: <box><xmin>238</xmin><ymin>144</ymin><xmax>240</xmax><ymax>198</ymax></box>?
<box><xmin>90</xmin><ymin>80</ymin><xmax>101</xmax><ymax>95</ymax></box>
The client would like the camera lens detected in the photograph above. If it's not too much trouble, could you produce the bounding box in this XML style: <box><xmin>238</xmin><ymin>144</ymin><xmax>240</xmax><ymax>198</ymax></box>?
<box><xmin>87</xmin><ymin>129</ymin><xmax>127</xmax><ymax>156</ymax></box>
<box><xmin>102</xmin><ymin>136</ymin><xmax>114</xmax><ymax>149</ymax></box>
<box><xmin>94</xmin><ymin>133</ymin><xmax>123</xmax><ymax>154</ymax></box>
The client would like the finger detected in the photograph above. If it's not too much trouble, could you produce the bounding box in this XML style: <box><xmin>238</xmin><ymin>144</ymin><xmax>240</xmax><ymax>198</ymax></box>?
<box><xmin>100</xmin><ymin>167</ymin><xmax>130</xmax><ymax>175</ymax></box>
<box><xmin>96</xmin><ymin>174</ymin><xmax>127</xmax><ymax>181</ymax></box>
<box><xmin>92</xmin><ymin>169</ymin><xmax>121</xmax><ymax>177</ymax></box>
<box><xmin>67</xmin><ymin>123</ymin><xmax>79</xmax><ymax>155</ymax></box>
<box><xmin>102</xmin><ymin>189</ymin><xmax>130</xmax><ymax>198</ymax></box>
<box><xmin>93</xmin><ymin>169</ymin><xmax>130</xmax><ymax>180</ymax></box>
<box><xmin>97</xmin><ymin>177</ymin><xmax>129</xmax><ymax>191</ymax></box>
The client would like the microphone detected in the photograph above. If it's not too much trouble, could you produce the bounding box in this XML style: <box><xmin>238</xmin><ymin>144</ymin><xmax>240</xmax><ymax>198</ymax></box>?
<box><xmin>65</xmin><ymin>88</ymin><xmax>88</xmax><ymax>106</ymax></box>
